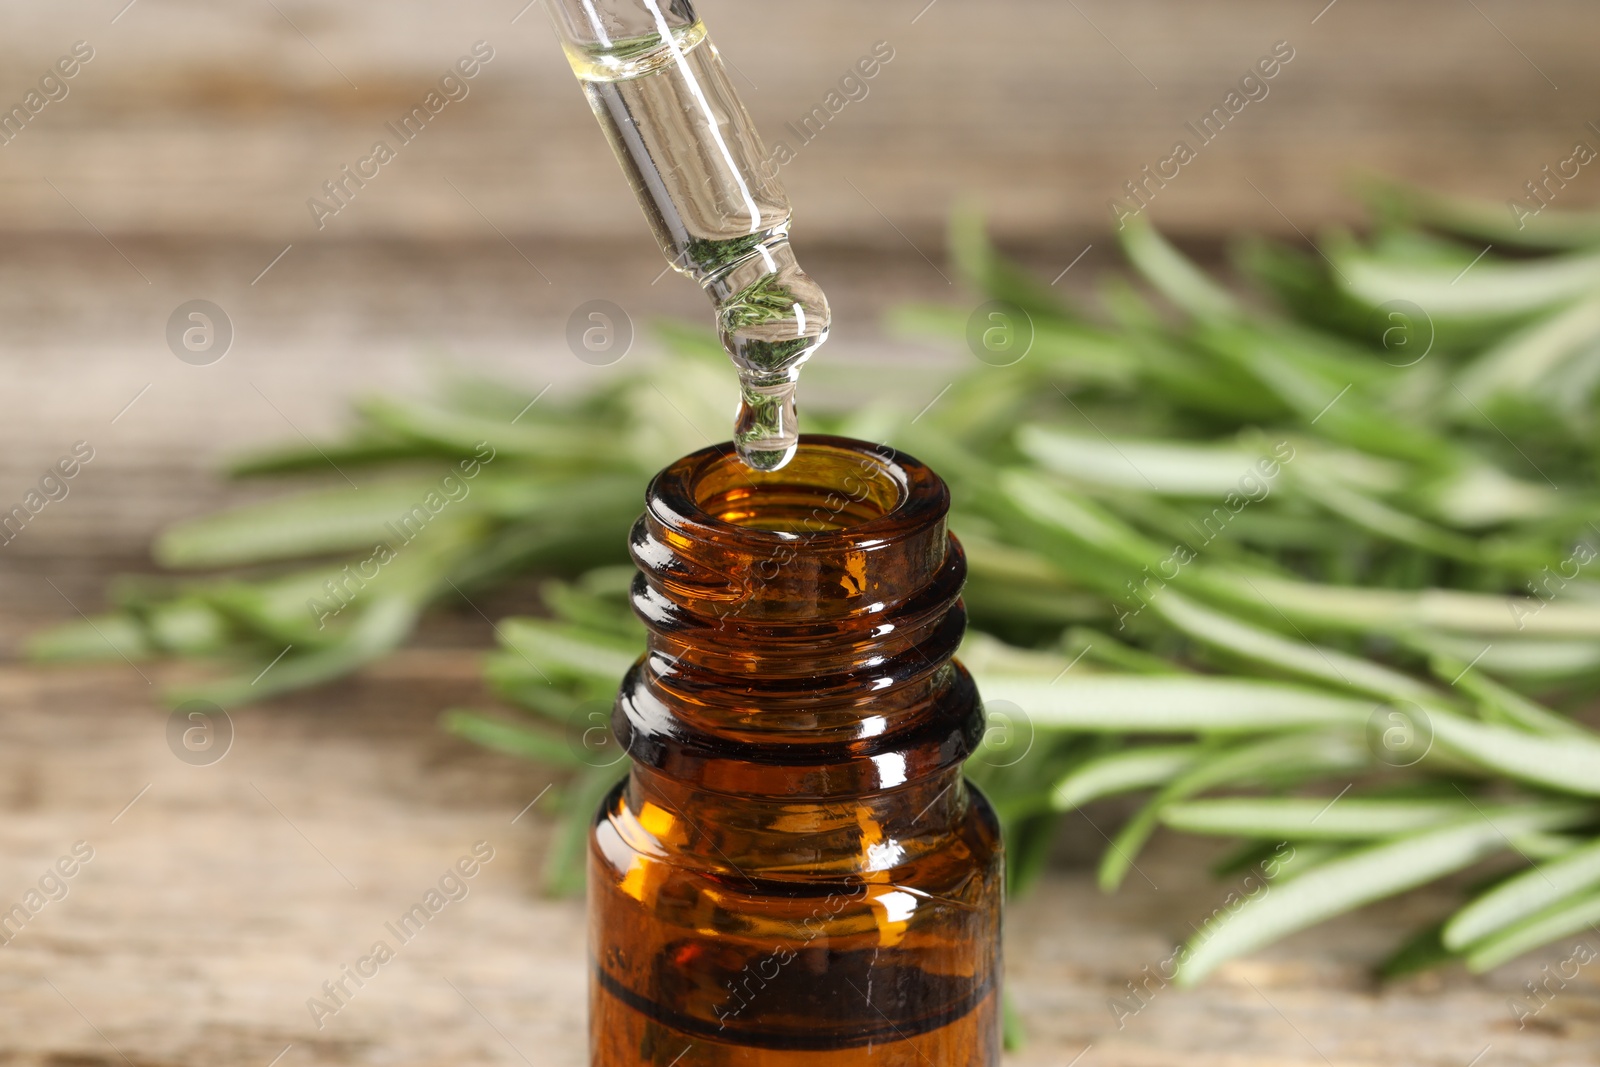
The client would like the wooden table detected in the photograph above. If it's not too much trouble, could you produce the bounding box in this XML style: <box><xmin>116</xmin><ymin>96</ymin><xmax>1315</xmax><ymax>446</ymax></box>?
<box><xmin>3</xmin><ymin>0</ymin><xmax>1598</xmax><ymax>243</ymax></box>
<box><xmin>3</xmin><ymin>653</ymin><xmax>1596</xmax><ymax>1066</ymax></box>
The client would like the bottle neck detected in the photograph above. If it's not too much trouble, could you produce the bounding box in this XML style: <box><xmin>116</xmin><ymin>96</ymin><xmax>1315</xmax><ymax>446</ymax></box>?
<box><xmin>615</xmin><ymin>437</ymin><xmax>981</xmax><ymax>806</ymax></box>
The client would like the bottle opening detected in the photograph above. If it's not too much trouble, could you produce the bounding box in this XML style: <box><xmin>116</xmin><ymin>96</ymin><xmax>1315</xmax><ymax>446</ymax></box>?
<box><xmin>691</xmin><ymin>440</ymin><xmax>906</xmax><ymax>534</ymax></box>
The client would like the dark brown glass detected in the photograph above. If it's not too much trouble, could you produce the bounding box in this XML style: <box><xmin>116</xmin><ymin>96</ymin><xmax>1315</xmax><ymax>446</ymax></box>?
<box><xmin>589</xmin><ymin>436</ymin><xmax>1003</xmax><ymax>1065</ymax></box>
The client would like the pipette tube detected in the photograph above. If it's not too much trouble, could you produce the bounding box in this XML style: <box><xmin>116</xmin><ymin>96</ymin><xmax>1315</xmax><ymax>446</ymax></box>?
<box><xmin>547</xmin><ymin>0</ymin><xmax>830</xmax><ymax>470</ymax></box>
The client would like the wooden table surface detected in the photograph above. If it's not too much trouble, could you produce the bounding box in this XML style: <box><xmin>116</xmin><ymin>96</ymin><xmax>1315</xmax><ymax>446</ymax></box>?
<box><xmin>3</xmin><ymin>652</ymin><xmax>1596</xmax><ymax>1067</ymax></box>
<box><xmin>2</xmin><ymin>0</ymin><xmax>1598</xmax><ymax>244</ymax></box>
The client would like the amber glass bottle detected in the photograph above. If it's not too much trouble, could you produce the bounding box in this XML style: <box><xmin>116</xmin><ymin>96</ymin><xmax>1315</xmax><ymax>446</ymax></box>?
<box><xmin>589</xmin><ymin>436</ymin><xmax>1003</xmax><ymax>1065</ymax></box>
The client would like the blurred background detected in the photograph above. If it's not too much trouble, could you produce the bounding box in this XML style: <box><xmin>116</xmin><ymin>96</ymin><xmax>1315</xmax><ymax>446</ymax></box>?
<box><xmin>3</xmin><ymin>1</ymin><xmax>1599</xmax><ymax>1064</ymax></box>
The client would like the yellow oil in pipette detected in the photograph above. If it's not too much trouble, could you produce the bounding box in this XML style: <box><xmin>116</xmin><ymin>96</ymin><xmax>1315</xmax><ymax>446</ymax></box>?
<box><xmin>553</xmin><ymin>3</ymin><xmax>830</xmax><ymax>471</ymax></box>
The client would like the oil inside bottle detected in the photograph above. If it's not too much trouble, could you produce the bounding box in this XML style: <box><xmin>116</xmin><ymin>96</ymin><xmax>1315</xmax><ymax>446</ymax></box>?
<box><xmin>564</xmin><ymin>17</ymin><xmax>831</xmax><ymax>471</ymax></box>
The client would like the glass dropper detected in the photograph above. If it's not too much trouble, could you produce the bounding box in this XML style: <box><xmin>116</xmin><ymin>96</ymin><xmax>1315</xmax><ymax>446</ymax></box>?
<box><xmin>546</xmin><ymin>0</ymin><xmax>831</xmax><ymax>471</ymax></box>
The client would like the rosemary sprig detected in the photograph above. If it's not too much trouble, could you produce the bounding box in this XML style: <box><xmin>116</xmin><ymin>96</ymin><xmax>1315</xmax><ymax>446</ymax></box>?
<box><xmin>32</xmin><ymin>177</ymin><xmax>1600</xmax><ymax>981</ymax></box>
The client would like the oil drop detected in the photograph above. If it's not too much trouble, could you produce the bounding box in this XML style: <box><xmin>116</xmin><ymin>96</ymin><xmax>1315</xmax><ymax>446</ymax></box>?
<box><xmin>549</xmin><ymin>0</ymin><xmax>830</xmax><ymax>471</ymax></box>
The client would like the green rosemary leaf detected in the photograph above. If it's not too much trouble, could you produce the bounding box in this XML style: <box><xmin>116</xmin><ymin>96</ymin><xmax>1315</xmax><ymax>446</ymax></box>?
<box><xmin>1464</xmin><ymin>889</ymin><xmax>1600</xmax><ymax>972</ymax></box>
<box><xmin>1290</xmin><ymin>465</ymin><xmax>1485</xmax><ymax>564</ymax></box>
<box><xmin>1210</xmin><ymin>839</ymin><xmax>1289</xmax><ymax>880</ymax></box>
<box><xmin>169</xmin><ymin>594</ymin><xmax>423</xmax><ymax>709</ymax></box>
<box><xmin>1264</xmin><ymin>842</ymin><xmax>1348</xmax><ymax>883</ymax></box>
<box><xmin>545</xmin><ymin>767</ymin><xmax>625</xmax><ymax>896</ymax></box>
<box><xmin>1151</xmin><ymin>591</ymin><xmax>1436</xmax><ymax>702</ymax></box>
<box><xmin>1512</xmin><ymin>833</ymin><xmax>1593</xmax><ymax>860</ymax></box>
<box><xmin>1419</xmin><ymin>635</ymin><xmax>1600</xmax><ymax>684</ymax></box>
<box><xmin>1427</xmin><ymin>713</ymin><xmax>1600</xmax><ymax>797</ymax></box>
<box><xmin>493</xmin><ymin>618</ymin><xmax>640</xmax><ymax>686</ymax></box>
<box><xmin>950</xmin><ymin>202</ymin><xmax>1076</xmax><ymax>321</ymax></box>
<box><xmin>356</xmin><ymin>396</ymin><xmax>621</xmax><ymax>463</ymax></box>
<box><xmin>540</xmin><ymin>571</ymin><xmax>644</xmax><ymax>639</ymax></box>
<box><xmin>1160</xmin><ymin>798</ymin><xmax>1481</xmax><ymax>841</ymax></box>
<box><xmin>1176</xmin><ymin>804</ymin><xmax>1598</xmax><ymax>985</ymax></box>
<box><xmin>1001</xmin><ymin>989</ymin><xmax>1028</xmax><ymax>1053</ymax></box>
<box><xmin>1017</xmin><ymin>426</ymin><xmax>1276</xmax><ymax>498</ymax></box>
<box><xmin>997</xmin><ymin>468</ymin><xmax>1173</xmax><ymax>576</ymax></box>
<box><xmin>1453</xmin><ymin>295</ymin><xmax>1600</xmax><ymax>411</ymax></box>
<box><xmin>441</xmin><ymin>710</ymin><xmax>586</xmax><ymax>769</ymax></box>
<box><xmin>1215</xmin><ymin>572</ymin><xmax>1600</xmax><ymax>640</ymax></box>
<box><xmin>1050</xmin><ymin>745</ymin><xmax>1200</xmax><ymax>812</ymax></box>
<box><xmin>1427</xmin><ymin>655</ymin><xmax>1589</xmax><ymax>736</ymax></box>
<box><xmin>155</xmin><ymin>478</ymin><xmax>484</xmax><ymax>569</ymax></box>
<box><xmin>1336</xmin><ymin>245</ymin><xmax>1600</xmax><ymax>321</ymax></box>
<box><xmin>26</xmin><ymin>613</ymin><xmax>154</xmax><ymax>662</ymax></box>
<box><xmin>485</xmin><ymin>682</ymin><xmax>595</xmax><ymax>729</ymax></box>
<box><xmin>199</xmin><ymin>584</ymin><xmax>340</xmax><ymax>650</ymax></box>
<box><xmin>1113</xmin><ymin>317</ymin><xmax>1288</xmax><ymax>420</ymax></box>
<box><xmin>1117</xmin><ymin>214</ymin><xmax>1241</xmax><ymax>320</ymax></box>
<box><xmin>959</xmin><ymin>631</ymin><xmax>1082</xmax><ymax>679</ymax></box>
<box><xmin>652</xmin><ymin>318</ymin><xmax>734</xmax><ymax>363</ymax></box>
<box><xmin>1097</xmin><ymin>732</ymin><xmax>1369</xmax><ymax>892</ymax></box>
<box><xmin>972</xmin><ymin>673</ymin><xmax>1370</xmax><ymax>734</ymax></box>
<box><xmin>1444</xmin><ymin>838</ymin><xmax>1600</xmax><ymax>950</ymax></box>
<box><xmin>1059</xmin><ymin>626</ymin><xmax>1186</xmax><ymax>675</ymax></box>
<box><xmin>227</xmin><ymin>433</ymin><xmax>441</xmax><ymax>477</ymax></box>
<box><xmin>1229</xmin><ymin>236</ymin><xmax>1376</xmax><ymax>341</ymax></box>
<box><xmin>1359</xmin><ymin>174</ymin><xmax>1600</xmax><ymax>251</ymax></box>
<box><xmin>1003</xmin><ymin>811</ymin><xmax>1066</xmax><ymax>900</ymax></box>
<box><xmin>1417</xmin><ymin>463</ymin><xmax>1560</xmax><ymax>529</ymax></box>
<box><xmin>1379</xmin><ymin>921</ymin><xmax>1457</xmax><ymax>980</ymax></box>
